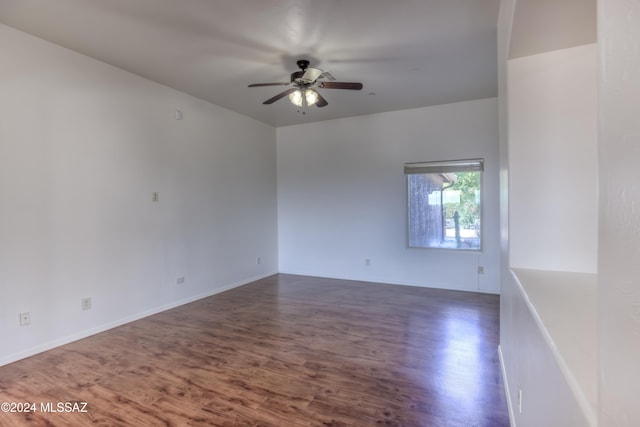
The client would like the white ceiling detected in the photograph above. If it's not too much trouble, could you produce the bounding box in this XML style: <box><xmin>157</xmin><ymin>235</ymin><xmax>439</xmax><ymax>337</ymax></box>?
<box><xmin>0</xmin><ymin>0</ymin><xmax>499</xmax><ymax>127</ymax></box>
<box><xmin>509</xmin><ymin>0</ymin><xmax>596</xmax><ymax>59</ymax></box>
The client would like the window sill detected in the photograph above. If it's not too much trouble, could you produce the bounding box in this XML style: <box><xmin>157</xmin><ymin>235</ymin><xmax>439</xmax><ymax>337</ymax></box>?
<box><xmin>511</xmin><ymin>268</ymin><xmax>597</xmax><ymax>426</ymax></box>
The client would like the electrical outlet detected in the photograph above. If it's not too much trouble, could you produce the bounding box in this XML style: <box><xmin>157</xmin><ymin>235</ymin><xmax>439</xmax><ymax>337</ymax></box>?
<box><xmin>176</xmin><ymin>276</ymin><xmax>185</xmax><ymax>284</ymax></box>
<box><xmin>478</xmin><ymin>266</ymin><xmax>484</xmax><ymax>274</ymax></box>
<box><xmin>81</xmin><ymin>297</ymin><xmax>92</xmax><ymax>311</ymax></box>
<box><xmin>19</xmin><ymin>312</ymin><xmax>31</xmax><ymax>326</ymax></box>
<box><xmin>152</xmin><ymin>192</ymin><xmax>159</xmax><ymax>202</ymax></box>
<box><xmin>256</xmin><ymin>257</ymin><xmax>261</xmax><ymax>265</ymax></box>
<box><xmin>365</xmin><ymin>258</ymin><xmax>371</xmax><ymax>266</ymax></box>
<box><xmin>518</xmin><ymin>388</ymin><xmax>523</xmax><ymax>414</ymax></box>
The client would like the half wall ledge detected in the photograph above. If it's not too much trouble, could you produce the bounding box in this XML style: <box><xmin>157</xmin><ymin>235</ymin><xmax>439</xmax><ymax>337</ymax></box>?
<box><xmin>511</xmin><ymin>268</ymin><xmax>597</xmax><ymax>426</ymax></box>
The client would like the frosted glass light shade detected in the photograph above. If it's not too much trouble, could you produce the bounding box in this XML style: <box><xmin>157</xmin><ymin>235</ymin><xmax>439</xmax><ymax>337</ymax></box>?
<box><xmin>305</xmin><ymin>89</ymin><xmax>319</xmax><ymax>106</ymax></box>
<box><xmin>289</xmin><ymin>89</ymin><xmax>319</xmax><ymax>107</ymax></box>
<box><xmin>288</xmin><ymin>90</ymin><xmax>303</xmax><ymax>107</ymax></box>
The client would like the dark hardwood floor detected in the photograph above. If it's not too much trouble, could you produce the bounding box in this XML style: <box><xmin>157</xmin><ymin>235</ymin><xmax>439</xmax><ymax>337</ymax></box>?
<box><xmin>0</xmin><ymin>274</ymin><xmax>509</xmax><ymax>426</ymax></box>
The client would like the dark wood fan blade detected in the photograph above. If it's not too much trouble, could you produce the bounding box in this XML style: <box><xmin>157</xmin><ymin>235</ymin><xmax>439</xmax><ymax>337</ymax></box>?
<box><xmin>315</xmin><ymin>92</ymin><xmax>328</xmax><ymax>107</ymax></box>
<box><xmin>248</xmin><ymin>83</ymin><xmax>290</xmax><ymax>87</ymax></box>
<box><xmin>318</xmin><ymin>81</ymin><xmax>363</xmax><ymax>90</ymax></box>
<box><xmin>263</xmin><ymin>88</ymin><xmax>298</xmax><ymax>104</ymax></box>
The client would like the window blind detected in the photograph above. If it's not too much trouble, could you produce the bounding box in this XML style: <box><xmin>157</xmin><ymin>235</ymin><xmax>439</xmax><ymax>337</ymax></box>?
<box><xmin>404</xmin><ymin>159</ymin><xmax>484</xmax><ymax>175</ymax></box>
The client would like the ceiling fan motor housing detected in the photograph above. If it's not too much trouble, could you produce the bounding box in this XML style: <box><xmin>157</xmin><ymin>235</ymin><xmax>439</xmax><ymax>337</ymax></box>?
<box><xmin>291</xmin><ymin>60</ymin><xmax>311</xmax><ymax>85</ymax></box>
<box><xmin>290</xmin><ymin>71</ymin><xmax>305</xmax><ymax>83</ymax></box>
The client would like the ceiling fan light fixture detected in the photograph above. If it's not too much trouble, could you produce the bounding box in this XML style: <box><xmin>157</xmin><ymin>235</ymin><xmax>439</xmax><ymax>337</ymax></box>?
<box><xmin>250</xmin><ymin>59</ymin><xmax>362</xmax><ymax>109</ymax></box>
<box><xmin>288</xmin><ymin>90</ymin><xmax>303</xmax><ymax>107</ymax></box>
<box><xmin>305</xmin><ymin>89</ymin><xmax>319</xmax><ymax>107</ymax></box>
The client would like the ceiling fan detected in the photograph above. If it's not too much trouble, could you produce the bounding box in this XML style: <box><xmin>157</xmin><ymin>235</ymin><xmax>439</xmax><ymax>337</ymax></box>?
<box><xmin>248</xmin><ymin>60</ymin><xmax>363</xmax><ymax>108</ymax></box>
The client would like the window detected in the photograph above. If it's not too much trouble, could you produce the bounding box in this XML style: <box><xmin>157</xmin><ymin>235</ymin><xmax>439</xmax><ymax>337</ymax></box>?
<box><xmin>405</xmin><ymin>159</ymin><xmax>483</xmax><ymax>250</ymax></box>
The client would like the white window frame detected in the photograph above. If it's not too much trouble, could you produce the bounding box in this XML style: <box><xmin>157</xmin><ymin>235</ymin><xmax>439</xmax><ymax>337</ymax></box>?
<box><xmin>404</xmin><ymin>158</ymin><xmax>484</xmax><ymax>251</ymax></box>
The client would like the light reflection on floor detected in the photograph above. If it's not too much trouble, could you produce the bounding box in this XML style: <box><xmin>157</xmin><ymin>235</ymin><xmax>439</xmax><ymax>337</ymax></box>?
<box><xmin>440</xmin><ymin>310</ymin><xmax>483</xmax><ymax>404</ymax></box>
<box><xmin>405</xmin><ymin>304</ymin><xmax>500</xmax><ymax>424</ymax></box>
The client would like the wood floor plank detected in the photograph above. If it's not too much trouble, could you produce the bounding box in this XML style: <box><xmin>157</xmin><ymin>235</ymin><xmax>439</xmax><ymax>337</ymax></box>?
<box><xmin>0</xmin><ymin>274</ymin><xmax>509</xmax><ymax>426</ymax></box>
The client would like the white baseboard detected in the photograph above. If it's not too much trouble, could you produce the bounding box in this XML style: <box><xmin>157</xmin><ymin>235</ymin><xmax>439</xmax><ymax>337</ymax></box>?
<box><xmin>278</xmin><ymin>269</ymin><xmax>499</xmax><ymax>294</ymax></box>
<box><xmin>498</xmin><ymin>345</ymin><xmax>516</xmax><ymax>427</ymax></box>
<box><xmin>0</xmin><ymin>271</ymin><xmax>277</xmax><ymax>367</ymax></box>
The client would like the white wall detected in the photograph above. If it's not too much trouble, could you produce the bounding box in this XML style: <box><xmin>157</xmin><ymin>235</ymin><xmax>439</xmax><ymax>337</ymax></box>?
<box><xmin>508</xmin><ymin>43</ymin><xmax>598</xmax><ymax>273</ymax></box>
<box><xmin>498</xmin><ymin>0</ymin><xmax>599</xmax><ymax>422</ymax></box>
<box><xmin>0</xmin><ymin>24</ymin><xmax>278</xmax><ymax>365</ymax></box>
<box><xmin>277</xmin><ymin>99</ymin><xmax>500</xmax><ymax>293</ymax></box>
<box><xmin>503</xmin><ymin>43</ymin><xmax>598</xmax><ymax>426</ymax></box>
<box><xmin>497</xmin><ymin>1</ymin><xmax>517</xmax><ymax>423</ymax></box>
<box><xmin>502</xmin><ymin>273</ymin><xmax>590</xmax><ymax>427</ymax></box>
<box><xmin>598</xmin><ymin>1</ymin><xmax>640</xmax><ymax>425</ymax></box>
